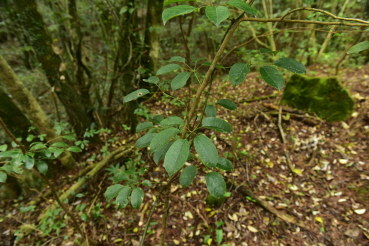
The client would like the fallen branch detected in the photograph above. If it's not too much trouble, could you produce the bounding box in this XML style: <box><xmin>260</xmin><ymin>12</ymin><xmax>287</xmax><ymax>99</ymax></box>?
<box><xmin>232</xmin><ymin>181</ymin><xmax>308</xmax><ymax>230</ymax></box>
<box><xmin>38</xmin><ymin>145</ymin><xmax>134</xmax><ymax>220</ymax></box>
<box><xmin>28</xmin><ymin>144</ymin><xmax>133</xmax><ymax>206</ymax></box>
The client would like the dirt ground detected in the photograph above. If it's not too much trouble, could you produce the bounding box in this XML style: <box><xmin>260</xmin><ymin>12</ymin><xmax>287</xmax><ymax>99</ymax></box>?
<box><xmin>1</xmin><ymin>64</ymin><xmax>369</xmax><ymax>246</ymax></box>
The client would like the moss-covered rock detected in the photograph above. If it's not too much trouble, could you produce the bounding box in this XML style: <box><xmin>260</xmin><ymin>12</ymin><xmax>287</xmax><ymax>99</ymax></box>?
<box><xmin>281</xmin><ymin>74</ymin><xmax>354</xmax><ymax>122</ymax></box>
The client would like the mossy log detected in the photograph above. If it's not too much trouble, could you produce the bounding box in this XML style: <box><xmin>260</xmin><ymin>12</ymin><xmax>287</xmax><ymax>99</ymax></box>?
<box><xmin>281</xmin><ymin>74</ymin><xmax>354</xmax><ymax>122</ymax></box>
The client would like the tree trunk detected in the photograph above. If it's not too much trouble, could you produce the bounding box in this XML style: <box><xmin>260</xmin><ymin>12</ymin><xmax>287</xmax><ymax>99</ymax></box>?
<box><xmin>13</xmin><ymin>0</ymin><xmax>94</xmax><ymax>136</ymax></box>
<box><xmin>0</xmin><ymin>54</ymin><xmax>76</xmax><ymax>168</ymax></box>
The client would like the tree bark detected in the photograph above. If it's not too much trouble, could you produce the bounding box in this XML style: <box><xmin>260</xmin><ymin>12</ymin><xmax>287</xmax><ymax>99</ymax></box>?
<box><xmin>13</xmin><ymin>0</ymin><xmax>94</xmax><ymax>136</ymax></box>
<box><xmin>0</xmin><ymin>54</ymin><xmax>75</xmax><ymax>168</ymax></box>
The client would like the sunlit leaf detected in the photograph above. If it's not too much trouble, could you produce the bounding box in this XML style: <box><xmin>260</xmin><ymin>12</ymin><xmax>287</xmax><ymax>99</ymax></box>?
<box><xmin>51</xmin><ymin>142</ymin><xmax>68</xmax><ymax>148</ymax></box>
<box><xmin>123</xmin><ymin>89</ymin><xmax>150</xmax><ymax>103</ymax></box>
<box><xmin>347</xmin><ymin>41</ymin><xmax>369</xmax><ymax>54</ymax></box>
<box><xmin>216</xmin><ymin>157</ymin><xmax>233</xmax><ymax>171</ymax></box>
<box><xmin>136</xmin><ymin>122</ymin><xmax>153</xmax><ymax>132</ymax></box>
<box><xmin>25</xmin><ymin>155</ymin><xmax>35</xmax><ymax>169</ymax></box>
<box><xmin>153</xmin><ymin>142</ymin><xmax>173</xmax><ymax>164</ymax></box>
<box><xmin>104</xmin><ymin>185</ymin><xmax>124</xmax><ymax>202</ymax></box>
<box><xmin>67</xmin><ymin>146</ymin><xmax>82</xmax><ymax>152</ymax></box>
<box><xmin>206</xmin><ymin>172</ymin><xmax>226</xmax><ymax>199</ymax></box>
<box><xmin>159</xmin><ymin>116</ymin><xmax>184</xmax><ymax>126</ymax></box>
<box><xmin>171</xmin><ymin>72</ymin><xmax>191</xmax><ymax>90</ymax></box>
<box><xmin>202</xmin><ymin>117</ymin><xmax>232</xmax><ymax>133</ymax></box>
<box><xmin>205</xmin><ymin>6</ymin><xmax>230</xmax><ymax>27</ymax></box>
<box><xmin>164</xmin><ymin>139</ymin><xmax>190</xmax><ymax>176</ymax></box>
<box><xmin>228</xmin><ymin>0</ymin><xmax>258</xmax><ymax>16</ymax></box>
<box><xmin>135</xmin><ymin>133</ymin><xmax>156</xmax><ymax>148</ymax></box>
<box><xmin>150</xmin><ymin>127</ymin><xmax>180</xmax><ymax>153</ymax></box>
<box><xmin>37</xmin><ymin>161</ymin><xmax>48</xmax><ymax>174</ymax></box>
<box><xmin>274</xmin><ymin>58</ymin><xmax>306</xmax><ymax>74</ymax></box>
<box><xmin>260</xmin><ymin>66</ymin><xmax>285</xmax><ymax>90</ymax></box>
<box><xmin>116</xmin><ymin>186</ymin><xmax>131</xmax><ymax>208</ymax></box>
<box><xmin>162</xmin><ymin>5</ymin><xmax>197</xmax><ymax>25</ymax></box>
<box><xmin>194</xmin><ymin>134</ymin><xmax>218</xmax><ymax>168</ymax></box>
<box><xmin>229</xmin><ymin>63</ymin><xmax>249</xmax><ymax>87</ymax></box>
<box><xmin>217</xmin><ymin>99</ymin><xmax>237</xmax><ymax>110</ymax></box>
<box><xmin>143</xmin><ymin>76</ymin><xmax>159</xmax><ymax>84</ymax></box>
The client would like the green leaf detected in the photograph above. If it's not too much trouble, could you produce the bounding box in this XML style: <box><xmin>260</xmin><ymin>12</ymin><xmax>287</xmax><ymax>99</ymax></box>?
<box><xmin>169</xmin><ymin>56</ymin><xmax>186</xmax><ymax>63</ymax></box>
<box><xmin>260</xmin><ymin>48</ymin><xmax>272</xmax><ymax>54</ymax></box>
<box><xmin>217</xmin><ymin>99</ymin><xmax>237</xmax><ymax>110</ymax></box>
<box><xmin>67</xmin><ymin>146</ymin><xmax>82</xmax><ymax>152</ymax></box>
<box><xmin>156</xmin><ymin>64</ymin><xmax>181</xmax><ymax>75</ymax></box>
<box><xmin>194</xmin><ymin>134</ymin><xmax>218</xmax><ymax>168</ymax></box>
<box><xmin>205</xmin><ymin>6</ymin><xmax>230</xmax><ymax>27</ymax></box>
<box><xmin>260</xmin><ymin>66</ymin><xmax>285</xmax><ymax>90</ymax></box>
<box><xmin>104</xmin><ymin>184</ymin><xmax>125</xmax><ymax>202</ymax></box>
<box><xmin>162</xmin><ymin>5</ymin><xmax>197</xmax><ymax>25</ymax></box>
<box><xmin>0</xmin><ymin>144</ymin><xmax>7</xmax><ymax>152</ymax></box>
<box><xmin>29</xmin><ymin>143</ymin><xmax>47</xmax><ymax>151</ymax></box>
<box><xmin>228</xmin><ymin>0</ymin><xmax>258</xmax><ymax>16</ymax></box>
<box><xmin>179</xmin><ymin>165</ymin><xmax>197</xmax><ymax>188</ymax></box>
<box><xmin>0</xmin><ymin>165</ymin><xmax>12</xmax><ymax>173</ymax></box>
<box><xmin>0</xmin><ymin>171</ymin><xmax>7</xmax><ymax>183</ymax></box>
<box><xmin>216</xmin><ymin>229</ymin><xmax>224</xmax><ymax>244</ymax></box>
<box><xmin>229</xmin><ymin>63</ymin><xmax>250</xmax><ymax>87</ymax></box>
<box><xmin>159</xmin><ymin>116</ymin><xmax>184</xmax><ymax>126</ymax></box>
<box><xmin>164</xmin><ymin>0</ymin><xmax>197</xmax><ymax>7</ymax></box>
<box><xmin>202</xmin><ymin>117</ymin><xmax>232</xmax><ymax>133</ymax></box>
<box><xmin>205</xmin><ymin>105</ymin><xmax>216</xmax><ymax>117</ymax></box>
<box><xmin>51</xmin><ymin>142</ymin><xmax>68</xmax><ymax>148</ymax></box>
<box><xmin>150</xmin><ymin>128</ymin><xmax>180</xmax><ymax>153</ymax></box>
<box><xmin>25</xmin><ymin>155</ymin><xmax>35</xmax><ymax>169</ymax></box>
<box><xmin>151</xmin><ymin>115</ymin><xmax>164</xmax><ymax>124</ymax></box>
<box><xmin>164</xmin><ymin>139</ymin><xmax>190</xmax><ymax>176</ymax></box>
<box><xmin>303</xmin><ymin>0</ymin><xmax>314</xmax><ymax>5</ymax></box>
<box><xmin>347</xmin><ymin>41</ymin><xmax>369</xmax><ymax>54</ymax></box>
<box><xmin>123</xmin><ymin>89</ymin><xmax>150</xmax><ymax>103</ymax></box>
<box><xmin>143</xmin><ymin>76</ymin><xmax>159</xmax><ymax>84</ymax></box>
<box><xmin>131</xmin><ymin>187</ymin><xmax>144</xmax><ymax>209</ymax></box>
<box><xmin>206</xmin><ymin>172</ymin><xmax>226</xmax><ymax>199</ymax></box>
<box><xmin>53</xmin><ymin>148</ymin><xmax>64</xmax><ymax>158</ymax></box>
<box><xmin>62</xmin><ymin>135</ymin><xmax>76</xmax><ymax>141</ymax></box>
<box><xmin>136</xmin><ymin>122</ymin><xmax>153</xmax><ymax>132</ymax></box>
<box><xmin>116</xmin><ymin>186</ymin><xmax>131</xmax><ymax>209</ymax></box>
<box><xmin>216</xmin><ymin>157</ymin><xmax>233</xmax><ymax>171</ymax></box>
<box><xmin>142</xmin><ymin>180</ymin><xmax>153</xmax><ymax>187</ymax></box>
<box><xmin>0</xmin><ymin>150</ymin><xmax>20</xmax><ymax>158</ymax></box>
<box><xmin>153</xmin><ymin>142</ymin><xmax>173</xmax><ymax>164</ymax></box>
<box><xmin>171</xmin><ymin>72</ymin><xmax>191</xmax><ymax>90</ymax></box>
<box><xmin>37</xmin><ymin>161</ymin><xmax>48</xmax><ymax>175</ymax></box>
<box><xmin>136</xmin><ymin>133</ymin><xmax>156</xmax><ymax>148</ymax></box>
<box><xmin>274</xmin><ymin>58</ymin><xmax>306</xmax><ymax>74</ymax></box>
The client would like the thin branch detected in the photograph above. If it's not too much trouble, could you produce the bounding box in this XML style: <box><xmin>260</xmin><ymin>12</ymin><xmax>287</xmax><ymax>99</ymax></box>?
<box><xmin>241</xmin><ymin>17</ymin><xmax>369</xmax><ymax>27</ymax></box>
<box><xmin>280</xmin><ymin>7</ymin><xmax>369</xmax><ymax>24</ymax></box>
<box><xmin>0</xmin><ymin>117</ymin><xmax>26</xmax><ymax>154</ymax></box>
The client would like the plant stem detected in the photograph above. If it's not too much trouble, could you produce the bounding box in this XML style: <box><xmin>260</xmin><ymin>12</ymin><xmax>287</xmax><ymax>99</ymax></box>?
<box><xmin>181</xmin><ymin>14</ymin><xmax>245</xmax><ymax>139</ymax></box>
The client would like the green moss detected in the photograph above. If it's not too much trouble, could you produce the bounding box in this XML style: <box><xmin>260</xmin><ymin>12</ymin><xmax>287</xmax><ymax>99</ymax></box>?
<box><xmin>281</xmin><ymin>74</ymin><xmax>354</xmax><ymax>122</ymax></box>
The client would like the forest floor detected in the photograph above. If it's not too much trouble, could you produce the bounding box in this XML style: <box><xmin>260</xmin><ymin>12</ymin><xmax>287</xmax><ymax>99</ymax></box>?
<box><xmin>1</xmin><ymin>65</ymin><xmax>369</xmax><ymax>246</ymax></box>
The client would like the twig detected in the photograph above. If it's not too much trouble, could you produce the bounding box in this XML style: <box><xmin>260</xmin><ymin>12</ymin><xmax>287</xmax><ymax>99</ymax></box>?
<box><xmin>278</xmin><ymin>106</ymin><xmax>294</xmax><ymax>172</ymax></box>
<box><xmin>160</xmin><ymin>183</ymin><xmax>171</xmax><ymax>246</ymax></box>
<box><xmin>0</xmin><ymin>117</ymin><xmax>26</xmax><ymax>154</ymax></box>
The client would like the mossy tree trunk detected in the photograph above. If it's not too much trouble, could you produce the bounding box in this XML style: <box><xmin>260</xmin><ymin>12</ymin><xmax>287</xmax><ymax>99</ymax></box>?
<box><xmin>13</xmin><ymin>0</ymin><xmax>95</xmax><ymax>137</ymax></box>
<box><xmin>0</xmin><ymin>54</ymin><xmax>76</xmax><ymax>168</ymax></box>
